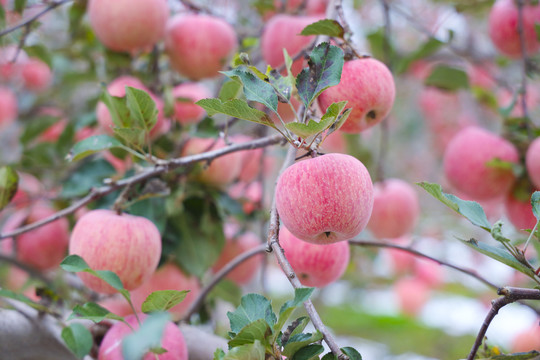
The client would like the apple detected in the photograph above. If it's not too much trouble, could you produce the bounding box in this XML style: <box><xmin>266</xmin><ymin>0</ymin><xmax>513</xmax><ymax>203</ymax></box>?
<box><xmin>317</xmin><ymin>58</ymin><xmax>396</xmax><ymax>133</ymax></box>
<box><xmin>1</xmin><ymin>202</ymin><xmax>69</xmax><ymax>270</ymax></box>
<box><xmin>367</xmin><ymin>178</ymin><xmax>420</xmax><ymax>239</ymax></box>
<box><xmin>275</xmin><ymin>153</ymin><xmax>374</xmax><ymax>244</ymax></box>
<box><xmin>171</xmin><ymin>82</ymin><xmax>211</xmax><ymax>125</ymax></box>
<box><xmin>443</xmin><ymin>126</ymin><xmax>519</xmax><ymax>200</ymax></box>
<box><xmin>10</xmin><ymin>172</ymin><xmax>43</xmax><ymax>208</ymax></box>
<box><xmin>228</xmin><ymin>181</ymin><xmax>263</xmax><ymax>214</ymax></box>
<box><xmin>69</xmin><ymin>209</ymin><xmax>162</xmax><ymax>294</ymax></box>
<box><xmin>211</xmin><ymin>223</ymin><xmax>263</xmax><ymax>285</ymax></box>
<box><xmin>165</xmin><ymin>14</ymin><xmax>237</xmax><ymax>80</ymax></box>
<box><xmin>0</xmin><ymin>45</ymin><xmax>27</xmax><ymax>81</ymax></box>
<box><xmin>511</xmin><ymin>322</ymin><xmax>540</xmax><ymax>352</ymax></box>
<box><xmin>181</xmin><ymin>137</ymin><xmax>244</xmax><ymax>188</ymax></box>
<box><xmin>394</xmin><ymin>277</ymin><xmax>430</xmax><ymax>317</ymax></box>
<box><xmin>383</xmin><ymin>236</ymin><xmax>416</xmax><ymax>275</ymax></box>
<box><xmin>504</xmin><ymin>191</ymin><xmax>537</xmax><ymax>231</ymax></box>
<box><xmin>21</xmin><ymin>58</ymin><xmax>52</xmax><ymax>92</ymax></box>
<box><xmin>261</xmin><ymin>14</ymin><xmax>321</xmax><ymax>75</ymax></box>
<box><xmin>488</xmin><ymin>0</ymin><xmax>540</xmax><ymax>58</ymax></box>
<box><xmin>527</xmin><ymin>137</ymin><xmax>540</xmax><ymax>189</ymax></box>
<box><xmin>414</xmin><ymin>259</ymin><xmax>443</xmax><ymax>289</ymax></box>
<box><xmin>129</xmin><ymin>262</ymin><xmax>201</xmax><ymax>320</ymax></box>
<box><xmin>0</xmin><ymin>86</ymin><xmax>17</xmax><ymax>128</ymax></box>
<box><xmin>87</xmin><ymin>0</ymin><xmax>169</xmax><ymax>53</ymax></box>
<box><xmin>278</xmin><ymin>226</ymin><xmax>349</xmax><ymax>287</ymax></box>
<box><xmin>98</xmin><ymin>314</ymin><xmax>188</xmax><ymax>360</ymax></box>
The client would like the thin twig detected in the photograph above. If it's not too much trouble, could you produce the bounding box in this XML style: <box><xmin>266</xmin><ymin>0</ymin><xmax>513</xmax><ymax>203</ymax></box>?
<box><xmin>0</xmin><ymin>135</ymin><xmax>285</xmax><ymax>240</ymax></box>
<box><xmin>467</xmin><ymin>287</ymin><xmax>540</xmax><ymax>360</ymax></box>
<box><xmin>181</xmin><ymin>244</ymin><xmax>269</xmax><ymax>321</ymax></box>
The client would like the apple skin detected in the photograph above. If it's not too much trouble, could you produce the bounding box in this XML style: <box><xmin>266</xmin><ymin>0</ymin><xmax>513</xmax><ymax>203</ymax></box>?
<box><xmin>275</xmin><ymin>153</ymin><xmax>374</xmax><ymax>244</ymax></box>
<box><xmin>0</xmin><ymin>86</ymin><xmax>17</xmax><ymax>128</ymax></box>
<box><xmin>211</xmin><ymin>224</ymin><xmax>263</xmax><ymax>285</ymax></box>
<box><xmin>488</xmin><ymin>0</ymin><xmax>540</xmax><ymax>58</ymax></box>
<box><xmin>69</xmin><ymin>209</ymin><xmax>162</xmax><ymax>294</ymax></box>
<box><xmin>261</xmin><ymin>14</ymin><xmax>321</xmax><ymax>75</ymax></box>
<box><xmin>367</xmin><ymin>178</ymin><xmax>420</xmax><ymax>239</ymax></box>
<box><xmin>278</xmin><ymin>226</ymin><xmax>349</xmax><ymax>287</ymax></box>
<box><xmin>165</xmin><ymin>14</ymin><xmax>237</xmax><ymax>80</ymax></box>
<box><xmin>526</xmin><ymin>137</ymin><xmax>540</xmax><ymax>189</ymax></box>
<box><xmin>511</xmin><ymin>322</ymin><xmax>540</xmax><ymax>353</ymax></box>
<box><xmin>87</xmin><ymin>0</ymin><xmax>169</xmax><ymax>53</ymax></box>
<box><xmin>21</xmin><ymin>58</ymin><xmax>52</xmax><ymax>92</ymax></box>
<box><xmin>395</xmin><ymin>277</ymin><xmax>430</xmax><ymax>317</ymax></box>
<box><xmin>171</xmin><ymin>82</ymin><xmax>211</xmax><ymax>125</ymax></box>
<box><xmin>98</xmin><ymin>314</ymin><xmax>188</xmax><ymax>360</ymax></box>
<box><xmin>318</xmin><ymin>58</ymin><xmax>396</xmax><ymax>133</ymax></box>
<box><xmin>1</xmin><ymin>202</ymin><xmax>69</xmax><ymax>270</ymax></box>
<box><xmin>443</xmin><ymin>126</ymin><xmax>519</xmax><ymax>200</ymax></box>
<box><xmin>504</xmin><ymin>191</ymin><xmax>537</xmax><ymax>231</ymax></box>
<box><xmin>181</xmin><ymin>137</ymin><xmax>244</xmax><ymax>188</ymax></box>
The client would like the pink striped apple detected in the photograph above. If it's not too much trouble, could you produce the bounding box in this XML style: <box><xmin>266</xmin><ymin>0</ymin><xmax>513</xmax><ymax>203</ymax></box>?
<box><xmin>69</xmin><ymin>209</ymin><xmax>162</xmax><ymax>294</ymax></box>
<box><xmin>275</xmin><ymin>153</ymin><xmax>373</xmax><ymax>244</ymax></box>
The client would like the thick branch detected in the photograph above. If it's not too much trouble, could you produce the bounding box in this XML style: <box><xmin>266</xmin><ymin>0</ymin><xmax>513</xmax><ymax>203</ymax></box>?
<box><xmin>467</xmin><ymin>287</ymin><xmax>540</xmax><ymax>360</ymax></box>
<box><xmin>0</xmin><ymin>135</ymin><xmax>284</xmax><ymax>240</ymax></box>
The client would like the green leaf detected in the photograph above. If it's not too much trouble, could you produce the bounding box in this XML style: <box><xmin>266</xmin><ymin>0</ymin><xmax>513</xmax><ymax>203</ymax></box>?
<box><xmin>459</xmin><ymin>238</ymin><xmax>537</xmax><ymax>278</ymax></box>
<box><xmin>141</xmin><ymin>290</ymin><xmax>189</xmax><ymax>314</ymax></box>
<box><xmin>395</xmin><ymin>37</ymin><xmax>445</xmax><ymax>74</ymax></box>
<box><xmin>491</xmin><ymin>221</ymin><xmax>511</xmax><ymax>244</ymax></box>
<box><xmin>60</xmin><ymin>159</ymin><xmax>116</xmax><ymax>198</ymax></box>
<box><xmin>125</xmin><ymin>86</ymin><xmax>158</xmax><ymax>132</ymax></box>
<box><xmin>424</xmin><ymin>65</ymin><xmax>469</xmax><ymax>91</ymax></box>
<box><xmin>122</xmin><ymin>312</ymin><xmax>171</xmax><ymax>360</ymax></box>
<box><xmin>219</xmin><ymin>80</ymin><xmax>244</xmax><ymax>101</ymax></box>
<box><xmin>285</xmin><ymin>101</ymin><xmax>347</xmax><ymax>138</ymax></box>
<box><xmin>321</xmin><ymin>353</ymin><xmax>337</xmax><ymax>360</ymax></box>
<box><xmin>223</xmin><ymin>340</ymin><xmax>265</xmax><ymax>360</ymax></box>
<box><xmin>283</xmin><ymin>332</ymin><xmax>323</xmax><ymax>357</ymax></box>
<box><xmin>67</xmin><ymin>135</ymin><xmax>124</xmax><ymax>162</ymax></box>
<box><xmin>341</xmin><ymin>347</ymin><xmax>362</xmax><ymax>360</ymax></box>
<box><xmin>113</xmin><ymin>127</ymin><xmax>146</xmax><ymax>148</ymax></box>
<box><xmin>214</xmin><ymin>349</ymin><xmax>226</xmax><ymax>360</ymax></box>
<box><xmin>417</xmin><ymin>182</ymin><xmax>491</xmax><ymax>231</ymax></box>
<box><xmin>288</xmin><ymin>316</ymin><xmax>310</xmax><ymax>339</ymax></box>
<box><xmin>0</xmin><ymin>289</ymin><xmax>48</xmax><ymax>312</ymax></box>
<box><xmin>300</xmin><ymin>19</ymin><xmax>345</xmax><ymax>38</ymax></box>
<box><xmin>267</xmin><ymin>69</ymin><xmax>293</xmax><ymax>102</ymax></box>
<box><xmin>60</xmin><ymin>254</ymin><xmax>125</xmax><ymax>292</ymax></box>
<box><xmin>531</xmin><ymin>191</ymin><xmax>540</xmax><ymax>221</ymax></box>
<box><xmin>227</xmin><ymin>294</ymin><xmax>277</xmax><ymax>335</ymax></box>
<box><xmin>196</xmin><ymin>98</ymin><xmax>276</xmax><ymax>129</ymax></box>
<box><xmin>20</xmin><ymin>115</ymin><xmax>59</xmax><ymax>145</ymax></box>
<box><xmin>61</xmin><ymin>323</ymin><xmax>93</xmax><ymax>359</ymax></box>
<box><xmin>0</xmin><ymin>166</ymin><xmax>18</xmax><ymax>211</ymax></box>
<box><xmin>100</xmin><ymin>88</ymin><xmax>131</xmax><ymax>128</ymax></box>
<box><xmin>60</xmin><ymin>254</ymin><xmax>92</xmax><ymax>272</ymax></box>
<box><xmin>228</xmin><ymin>318</ymin><xmax>272</xmax><ymax>348</ymax></box>
<box><xmin>68</xmin><ymin>302</ymin><xmax>124</xmax><ymax>323</ymax></box>
<box><xmin>221</xmin><ymin>67</ymin><xmax>278</xmax><ymax>113</ymax></box>
<box><xmin>14</xmin><ymin>0</ymin><xmax>26</xmax><ymax>14</ymax></box>
<box><xmin>283</xmin><ymin>48</ymin><xmax>294</xmax><ymax>80</ymax></box>
<box><xmin>291</xmin><ymin>344</ymin><xmax>324</xmax><ymax>360</ymax></box>
<box><xmin>275</xmin><ymin>288</ymin><xmax>314</xmax><ymax>335</ymax></box>
<box><xmin>296</xmin><ymin>42</ymin><xmax>344</xmax><ymax>109</ymax></box>
<box><xmin>24</xmin><ymin>44</ymin><xmax>53</xmax><ymax>69</ymax></box>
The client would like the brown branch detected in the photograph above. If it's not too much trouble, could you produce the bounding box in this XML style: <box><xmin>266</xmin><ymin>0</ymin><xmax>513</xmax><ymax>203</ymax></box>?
<box><xmin>267</xmin><ymin>145</ymin><xmax>349</xmax><ymax>360</ymax></box>
<box><xmin>467</xmin><ymin>287</ymin><xmax>540</xmax><ymax>360</ymax></box>
<box><xmin>0</xmin><ymin>135</ymin><xmax>285</xmax><ymax>241</ymax></box>
<box><xmin>0</xmin><ymin>0</ymin><xmax>73</xmax><ymax>38</ymax></box>
<box><xmin>181</xmin><ymin>243</ymin><xmax>269</xmax><ymax>321</ymax></box>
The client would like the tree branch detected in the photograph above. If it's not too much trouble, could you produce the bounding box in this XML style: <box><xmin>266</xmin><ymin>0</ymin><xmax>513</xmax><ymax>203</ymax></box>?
<box><xmin>0</xmin><ymin>135</ymin><xmax>285</xmax><ymax>240</ymax></box>
<box><xmin>467</xmin><ymin>287</ymin><xmax>540</xmax><ymax>360</ymax></box>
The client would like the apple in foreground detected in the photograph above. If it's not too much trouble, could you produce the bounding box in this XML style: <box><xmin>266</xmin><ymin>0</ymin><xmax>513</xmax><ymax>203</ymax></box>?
<box><xmin>318</xmin><ymin>58</ymin><xmax>396</xmax><ymax>133</ymax></box>
<box><xmin>279</xmin><ymin>226</ymin><xmax>349</xmax><ymax>287</ymax></box>
<box><xmin>98</xmin><ymin>314</ymin><xmax>188</xmax><ymax>360</ymax></box>
<box><xmin>88</xmin><ymin>0</ymin><xmax>169</xmax><ymax>53</ymax></box>
<box><xmin>2</xmin><ymin>202</ymin><xmax>69</xmax><ymax>270</ymax></box>
<box><xmin>443</xmin><ymin>126</ymin><xmax>519</xmax><ymax>200</ymax></box>
<box><xmin>367</xmin><ymin>178</ymin><xmax>420</xmax><ymax>239</ymax></box>
<box><xmin>69</xmin><ymin>209</ymin><xmax>162</xmax><ymax>294</ymax></box>
<box><xmin>275</xmin><ymin>153</ymin><xmax>374</xmax><ymax>244</ymax></box>
<box><xmin>165</xmin><ymin>14</ymin><xmax>237</xmax><ymax>80</ymax></box>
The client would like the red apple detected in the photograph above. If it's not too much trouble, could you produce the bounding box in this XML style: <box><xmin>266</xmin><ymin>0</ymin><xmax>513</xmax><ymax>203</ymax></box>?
<box><xmin>0</xmin><ymin>86</ymin><xmax>17</xmax><ymax>128</ymax></box>
<box><xmin>275</xmin><ymin>153</ymin><xmax>374</xmax><ymax>244</ymax></box>
<box><xmin>318</xmin><ymin>58</ymin><xmax>396</xmax><ymax>133</ymax></box>
<box><xmin>367</xmin><ymin>178</ymin><xmax>420</xmax><ymax>239</ymax></box>
<box><xmin>181</xmin><ymin>137</ymin><xmax>244</xmax><ymax>188</ymax></box>
<box><xmin>129</xmin><ymin>262</ymin><xmax>200</xmax><ymax>320</ymax></box>
<box><xmin>511</xmin><ymin>322</ymin><xmax>540</xmax><ymax>353</ymax></box>
<box><xmin>2</xmin><ymin>202</ymin><xmax>69</xmax><ymax>270</ymax></box>
<box><xmin>165</xmin><ymin>14</ymin><xmax>237</xmax><ymax>80</ymax></box>
<box><xmin>278</xmin><ymin>226</ymin><xmax>349</xmax><ymax>287</ymax></box>
<box><xmin>394</xmin><ymin>277</ymin><xmax>430</xmax><ymax>317</ymax></box>
<box><xmin>98</xmin><ymin>314</ymin><xmax>188</xmax><ymax>360</ymax></box>
<box><xmin>211</xmin><ymin>224</ymin><xmax>263</xmax><ymax>285</ymax></box>
<box><xmin>21</xmin><ymin>58</ymin><xmax>52</xmax><ymax>92</ymax></box>
<box><xmin>526</xmin><ymin>137</ymin><xmax>540</xmax><ymax>189</ymax></box>
<box><xmin>488</xmin><ymin>0</ymin><xmax>540</xmax><ymax>58</ymax></box>
<box><xmin>69</xmin><ymin>209</ymin><xmax>162</xmax><ymax>294</ymax></box>
<box><xmin>171</xmin><ymin>82</ymin><xmax>211</xmax><ymax>125</ymax></box>
<box><xmin>443</xmin><ymin>126</ymin><xmax>519</xmax><ymax>200</ymax></box>
<box><xmin>88</xmin><ymin>0</ymin><xmax>169</xmax><ymax>53</ymax></box>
